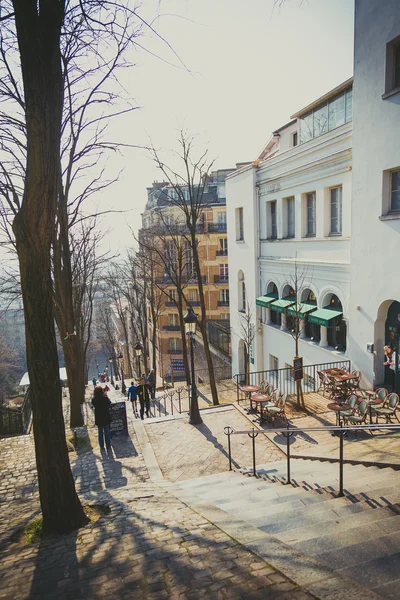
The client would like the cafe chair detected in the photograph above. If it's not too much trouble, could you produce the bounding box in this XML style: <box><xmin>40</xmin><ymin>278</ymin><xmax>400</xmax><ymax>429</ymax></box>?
<box><xmin>265</xmin><ymin>384</ymin><xmax>274</xmax><ymax>397</ymax></box>
<box><xmin>339</xmin><ymin>394</ymin><xmax>359</xmax><ymax>425</ymax></box>
<box><xmin>317</xmin><ymin>371</ymin><xmax>327</xmax><ymax>396</ymax></box>
<box><xmin>265</xmin><ymin>392</ymin><xmax>288</xmax><ymax>425</ymax></box>
<box><xmin>345</xmin><ymin>399</ymin><xmax>369</xmax><ymax>435</ymax></box>
<box><xmin>375</xmin><ymin>393</ymin><xmax>400</xmax><ymax>424</ymax></box>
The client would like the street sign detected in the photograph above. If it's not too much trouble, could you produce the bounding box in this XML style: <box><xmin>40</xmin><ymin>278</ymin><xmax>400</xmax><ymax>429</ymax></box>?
<box><xmin>293</xmin><ymin>356</ymin><xmax>303</xmax><ymax>381</ymax></box>
<box><xmin>109</xmin><ymin>401</ymin><xmax>128</xmax><ymax>437</ymax></box>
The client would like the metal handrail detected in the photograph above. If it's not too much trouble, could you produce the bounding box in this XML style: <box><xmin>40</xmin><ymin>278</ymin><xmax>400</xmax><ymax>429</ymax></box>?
<box><xmin>224</xmin><ymin>423</ymin><xmax>400</xmax><ymax>497</ymax></box>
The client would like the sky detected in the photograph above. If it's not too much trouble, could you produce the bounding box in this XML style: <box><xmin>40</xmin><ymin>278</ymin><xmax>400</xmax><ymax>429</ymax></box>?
<box><xmin>87</xmin><ymin>0</ymin><xmax>355</xmax><ymax>257</ymax></box>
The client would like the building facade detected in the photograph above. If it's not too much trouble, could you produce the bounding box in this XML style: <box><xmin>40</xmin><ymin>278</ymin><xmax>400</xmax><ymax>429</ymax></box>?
<box><xmin>140</xmin><ymin>170</ymin><xmax>234</xmax><ymax>382</ymax></box>
<box><xmin>349</xmin><ymin>0</ymin><xmax>400</xmax><ymax>391</ymax></box>
<box><xmin>227</xmin><ymin>80</ymin><xmax>353</xmax><ymax>381</ymax></box>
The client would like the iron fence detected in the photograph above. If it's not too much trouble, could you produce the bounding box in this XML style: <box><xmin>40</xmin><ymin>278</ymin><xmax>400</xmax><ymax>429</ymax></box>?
<box><xmin>0</xmin><ymin>386</ymin><xmax>31</xmax><ymax>437</ymax></box>
<box><xmin>224</xmin><ymin>422</ymin><xmax>400</xmax><ymax>497</ymax></box>
<box><xmin>234</xmin><ymin>359</ymin><xmax>351</xmax><ymax>403</ymax></box>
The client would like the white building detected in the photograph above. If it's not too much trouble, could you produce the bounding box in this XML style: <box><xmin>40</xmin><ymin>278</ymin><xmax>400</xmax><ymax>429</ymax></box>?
<box><xmin>349</xmin><ymin>0</ymin><xmax>400</xmax><ymax>392</ymax></box>
<box><xmin>227</xmin><ymin>80</ymin><xmax>353</xmax><ymax>381</ymax></box>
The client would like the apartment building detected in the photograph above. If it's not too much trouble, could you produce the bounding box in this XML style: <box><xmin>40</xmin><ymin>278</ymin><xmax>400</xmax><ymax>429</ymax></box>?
<box><xmin>140</xmin><ymin>169</ymin><xmax>234</xmax><ymax>381</ymax></box>
<box><xmin>226</xmin><ymin>80</ymin><xmax>353</xmax><ymax>379</ymax></box>
<box><xmin>349</xmin><ymin>0</ymin><xmax>400</xmax><ymax>392</ymax></box>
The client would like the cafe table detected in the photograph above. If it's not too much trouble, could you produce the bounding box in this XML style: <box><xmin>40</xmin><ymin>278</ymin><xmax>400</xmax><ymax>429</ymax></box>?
<box><xmin>250</xmin><ymin>393</ymin><xmax>273</xmax><ymax>421</ymax></box>
<box><xmin>360</xmin><ymin>392</ymin><xmax>383</xmax><ymax>424</ymax></box>
<box><xmin>327</xmin><ymin>401</ymin><xmax>350</xmax><ymax>426</ymax></box>
<box><xmin>239</xmin><ymin>384</ymin><xmax>259</xmax><ymax>403</ymax></box>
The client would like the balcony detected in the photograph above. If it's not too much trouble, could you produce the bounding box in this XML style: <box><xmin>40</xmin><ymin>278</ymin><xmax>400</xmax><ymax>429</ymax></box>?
<box><xmin>217</xmin><ymin>300</ymin><xmax>230</xmax><ymax>307</ymax></box>
<box><xmin>214</xmin><ymin>274</ymin><xmax>229</xmax><ymax>284</ymax></box>
<box><xmin>163</xmin><ymin>325</ymin><xmax>180</xmax><ymax>331</ymax></box>
<box><xmin>169</xmin><ymin>349</ymin><xmax>182</xmax><ymax>355</ymax></box>
<box><xmin>165</xmin><ymin>301</ymin><xmax>176</xmax><ymax>307</ymax></box>
<box><xmin>207</xmin><ymin>222</ymin><xmax>227</xmax><ymax>233</ymax></box>
<box><xmin>156</xmin><ymin>273</ymin><xmax>207</xmax><ymax>285</ymax></box>
<box><xmin>216</xmin><ymin>249</ymin><xmax>228</xmax><ymax>256</ymax></box>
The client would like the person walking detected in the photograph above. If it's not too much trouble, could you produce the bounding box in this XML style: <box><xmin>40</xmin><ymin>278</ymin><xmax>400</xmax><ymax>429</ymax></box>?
<box><xmin>127</xmin><ymin>380</ymin><xmax>138</xmax><ymax>417</ymax></box>
<box><xmin>92</xmin><ymin>385</ymin><xmax>112</xmax><ymax>450</ymax></box>
<box><xmin>147</xmin><ymin>369</ymin><xmax>156</xmax><ymax>399</ymax></box>
<box><xmin>92</xmin><ymin>376</ymin><xmax>97</xmax><ymax>387</ymax></box>
<box><xmin>137</xmin><ymin>376</ymin><xmax>151</xmax><ymax>420</ymax></box>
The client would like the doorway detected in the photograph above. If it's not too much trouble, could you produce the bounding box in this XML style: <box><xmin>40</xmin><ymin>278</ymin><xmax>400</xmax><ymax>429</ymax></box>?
<box><xmin>384</xmin><ymin>301</ymin><xmax>400</xmax><ymax>389</ymax></box>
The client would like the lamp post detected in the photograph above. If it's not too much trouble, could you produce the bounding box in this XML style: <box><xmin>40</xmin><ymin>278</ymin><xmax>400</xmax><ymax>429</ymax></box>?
<box><xmin>108</xmin><ymin>357</ymin><xmax>114</xmax><ymax>386</ymax></box>
<box><xmin>134</xmin><ymin>342</ymin><xmax>143</xmax><ymax>379</ymax></box>
<box><xmin>183</xmin><ymin>307</ymin><xmax>202</xmax><ymax>425</ymax></box>
<box><xmin>118</xmin><ymin>352</ymin><xmax>126</xmax><ymax>395</ymax></box>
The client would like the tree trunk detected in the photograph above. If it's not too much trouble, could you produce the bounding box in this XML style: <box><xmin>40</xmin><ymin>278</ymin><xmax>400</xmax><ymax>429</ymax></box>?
<box><xmin>190</xmin><ymin>230</ymin><xmax>219</xmax><ymax>405</ymax></box>
<box><xmin>12</xmin><ymin>1</ymin><xmax>87</xmax><ymax>533</ymax></box>
<box><xmin>177</xmin><ymin>289</ymin><xmax>191</xmax><ymax>386</ymax></box>
<box><xmin>63</xmin><ymin>336</ymin><xmax>85</xmax><ymax>424</ymax></box>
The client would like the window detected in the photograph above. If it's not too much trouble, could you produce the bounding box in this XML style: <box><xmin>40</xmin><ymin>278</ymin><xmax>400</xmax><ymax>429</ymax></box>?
<box><xmin>385</xmin><ymin>36</ymin><xmax>400</xmax><ymax>95</ymax></box>
<box><xmin>168</xmin><ymin>289</ymin><xmax>176</xmax><ymax>303</ymax></box>
<box><xmin>217</xmin><ymin>211</ymin><xmax>227</xmax><ymax>225</ymax></box>
<box><xmin>330</xmin><ymin>187</ymin><xmax>342</xmax><ymax>235</ymax></box>
<box><xmin>166</xmin><ymin>240</ymin><xmax>177</xmax><ymax>268</ymax></box>
<box><xmin>391</xmin><ymin>170</ymin><xmax>400</xmax><ymax>212</ymax></box>
<box><xmin>236</xmin><ymin>207</ymin><xmax>244</xmax><ymax>241</ymax></box>
<box><xmin>188</xmin><ymin>289</ymin><xmax>198</xmax><ymax>303</ymax></box>
<box><xmin>306</xmin><ymin>193</ymin><xmax>316</xmax><ymax>237</ymax></box>
<box><xmin>220</xmin><ymin>289</ymin><xmax>229</xmax><ymax>304</ymax></box>
<box><xmin>220</xmin><ymin>313</ymin><xmax>230</xmax><ymax>320</ymax></box>
<box><xmin>299</xmin><ymin>86</ymin><xmax>352</xmax><ymax>142</ymax></box>
<box><xmin>168</xmin><ymin>313</ymin><xmax>179</xmax><ymax>326</ymax></box>
<box><xmin>267</xmin><ymin>201</ymin><xmax>277</xmax><ymax>240</ymax></box>
<box><xmin>218</xmin><ymin>238</ymin><xmax>228</xmax><ymax>255</ymax></box>
<box><xmin>241</xmin><ymin>281</ymin><xmax>246</xmax><ymax>311</ymax></box>
<box><xmin>292</xmin><ymin>132</ymin><xmax>298</xmax><ymax>147</ymax></box>
<box><xmin>285</xmin><ymin>196</ymin><xmax>295</xmax><ymax>239</ymax></box>
<box><xmin>219</xmin><ymin>264</ymin><xmax>229</xmax><ymax>281</ymax></box>
<box><xmin>169</xmin><ymin>338</ymin><xmax>181</xmax><ymax>352</ymax></box>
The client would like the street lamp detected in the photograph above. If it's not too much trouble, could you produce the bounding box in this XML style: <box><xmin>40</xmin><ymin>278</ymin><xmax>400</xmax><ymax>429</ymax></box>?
<box><xmin>108</xmin><ymin>357</ymin><xmax>114</xmax><ymax>386</ymax></box>
<box><xmin>183</xmin><ymin>307</ymin><xmax>202</xmax><ymax>425</ymax></box>
<box><xmin>118</xmin><ymin>352</ymin><xmax>126</xmax><ymax>394</ymax></box>
<box><xmin>134</xmin><ymin>342</ymin><xmax>143</xmax><ymax>379</ymax></box>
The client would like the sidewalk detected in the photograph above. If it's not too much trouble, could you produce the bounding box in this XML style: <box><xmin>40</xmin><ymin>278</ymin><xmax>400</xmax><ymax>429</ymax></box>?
<box><xmin>0</xmin><ymin>385</ymin><xmax>314</xmax><ymax>600</ymax></box>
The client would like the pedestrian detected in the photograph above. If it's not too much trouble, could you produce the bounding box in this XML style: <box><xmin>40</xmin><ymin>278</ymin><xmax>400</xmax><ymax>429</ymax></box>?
<box><xmin>137</xmin><ymin>376</ymin><xmax>151</xmax><ymax>420</ymax></box>
<box><xmin>104</xmin><ymin>384</ymin><xmax>110</xmax><ymax>395</ymax></box>
<box><xmin>127</xmin><ymin>380</ymin><xmax>138</xmax><ymax>416</ymax></box>
<box><xmin>384</xmin><ymin>345</ymin><xmax>396</xmax><ymax>390</ymax></box>
<box><xmin>92</xmin><ymin>376</ymin><xmax>97</xmax><ymax>387</ymax></box>
<box><xmin>147</xmin><ymin>369</ymin><xmax>156</xmax><ymax>399</ymax></box>
<box><xmin>92</xmin><ymin>385</ymin><xmax>112</xmax><ymax>450</ymax></box>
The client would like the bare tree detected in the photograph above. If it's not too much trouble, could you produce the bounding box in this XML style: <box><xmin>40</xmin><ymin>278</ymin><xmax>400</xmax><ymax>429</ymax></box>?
<box><xmin>238</xmin><ymin>301</ymin><xmax>257</xmax><ymax>386</ymax></box>
<box><xmin>151</xmin><ymin>132</ymin><xmax>220</xmax><ymax>405</ymax></box>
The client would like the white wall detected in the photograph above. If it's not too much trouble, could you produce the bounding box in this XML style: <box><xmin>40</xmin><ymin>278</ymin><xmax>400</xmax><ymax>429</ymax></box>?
<box><xmin>226</xmin><ymin>166</ymin><xmax>260</xmax><ymax>376</ymax></box>
<box><xmin>349</xmin><ymin>0</ymin><xmax>400</xmax><ymax>387</ymax></box>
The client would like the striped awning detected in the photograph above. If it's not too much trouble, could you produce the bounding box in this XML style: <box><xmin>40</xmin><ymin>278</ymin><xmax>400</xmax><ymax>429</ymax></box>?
<box><xmin>287</xmin><ymin>303</ymin><xmax>318</xmax><ymax>319</ymax></box>
<box><xmin>256</xmin><ymin>294</ymin><xmax>278</xmax><ymax>308</ymax></box>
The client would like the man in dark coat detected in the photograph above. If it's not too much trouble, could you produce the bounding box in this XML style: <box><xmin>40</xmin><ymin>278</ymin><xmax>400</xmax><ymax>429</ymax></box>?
<box><xmin>137</xmin><ymin>376</ymin><xmax>151</xmax><ymax>420</ymax></box>
<box><xmin>92</xmin><ymin>385</ymin><xmax>112</xmax><ymax>449</ymax></box>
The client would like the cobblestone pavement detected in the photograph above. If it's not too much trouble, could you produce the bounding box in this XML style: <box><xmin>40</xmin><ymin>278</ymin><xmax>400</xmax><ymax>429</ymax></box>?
<box><xmin>145</xmin><ymin>406</ymin><xmax>285</xmax><ymax>482</ymax></box>
<box><xmin>0</xmin><ymin>387</ymin><xmax>314</xmax><ymax>600</ymax></box>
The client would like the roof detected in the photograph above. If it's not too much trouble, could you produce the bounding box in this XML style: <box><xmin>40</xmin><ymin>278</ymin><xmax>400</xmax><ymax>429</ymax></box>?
<box><xmin>290</xmin><ymin>77</ymin><xmax>354</xmax><ymax>119</ymax></box>
<box><xmin>20</xmin><ymin>367</ymin><xmax>68</xmax><ymax>386</ymax></box>
<box><xmin>272</xmin><ymin>119</ymin><xmax>297</xmax><ymax>135</ymax></box>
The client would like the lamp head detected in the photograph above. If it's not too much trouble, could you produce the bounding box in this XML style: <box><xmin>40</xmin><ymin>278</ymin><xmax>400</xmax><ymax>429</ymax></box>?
<box><xmin>183</xmin><ymin>307</ymin><xmax>197</xmax><ymax>335</ymax></box>
<box><xmin>134</xmin><ymin>342</ymin><xmax>143</xmax><ymax>356</ymax></box>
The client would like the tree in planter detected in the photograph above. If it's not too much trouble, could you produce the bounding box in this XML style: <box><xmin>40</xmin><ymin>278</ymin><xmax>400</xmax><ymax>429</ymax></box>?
<box><xmin>285</xmin><ymin>258</ymin><xmax>312</xmax><ymax>409</ymax></box>
<box><xmin>238</xmin><ymin>300</ymin><xmax>257</xmax><ymax>386</ymax></box>
<box><xmin>151</xmin><ymin>132</ymin><xmax>219</xmax><ymax>406</ymax></box>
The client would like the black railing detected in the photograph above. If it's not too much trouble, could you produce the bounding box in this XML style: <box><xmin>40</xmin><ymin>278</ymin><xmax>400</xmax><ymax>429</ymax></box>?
<box><xmin>188</xmin><ymin>301</ymin><xmax>201</xmax><ymax>307</ymax></box>
<box><xmin>0</xmin><ymin>386</ymin><xmax>32</xmax><ymax>438</ymax></box>
<box><xmin>206</xmin><ymin>320</ymin><xmax>231</xmax><ymax>357</ymax></box>
<box><xmin>217</xmin><ymin>301</ymin><xmax>230</xmax><ymax>307</ymax></box>
<box><xmin>214</xmin><ymin>275</ymin><xmax>229</xmax><ymax>284</ymax></box>
<box><xmin>207</xmin><ymin>223</ymin><xmax>227</xmax><ymax>233</ymax></box>
<box><xmin>150</xmin><ymin>387</ymin><xmax>189</xmax><ymax>417</ymax></box>
<box><xmin>169</xmin><ymin>349</ymin><xmax>182</xmax><ymax>355</ymax></box>
<box><xmin>224</xmin><ymin>423</ymin><xmax>400</xmax><ymax>497</ymax></box>
<box><xmin>234</xmin><ymin>360</ymin><xmax>351</xmax><ymax>403</ymax></box>
<box><xmin>163</xmin><ymin>325</ymin><xmax>180</xmax><ymax>331</ymax></box>
<box><xmin>216</xmin><ymin>249</ymin><xmax>228</xmax><ymax>256</ymax></box>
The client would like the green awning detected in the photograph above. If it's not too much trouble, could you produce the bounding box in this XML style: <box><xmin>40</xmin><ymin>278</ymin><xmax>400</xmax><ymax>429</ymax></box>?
<box><xmin>287</xmin><ymin>303</ymin><xmax>318</xmax><ymax>319</ymax></box>
<box><xmin>270</xmin><ymin>298</ymin><xmax>295</xmax><ymax>314</ymax></box>
<box><xmin>308</xmin><ymin>308</ymin><xmax>343</xmax><ymax>327</ymax></box>
<box><xmin>256</xmin><ymin>294</ymin><xmax>278</xmax><ymax>308</ymax></box>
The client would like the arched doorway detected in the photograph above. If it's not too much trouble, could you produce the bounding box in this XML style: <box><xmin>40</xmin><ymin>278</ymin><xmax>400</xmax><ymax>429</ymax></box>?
<box><xmin>384</xmin><ymin>301</ymin><xmax>400</xmax><ymax>388</ymax></box>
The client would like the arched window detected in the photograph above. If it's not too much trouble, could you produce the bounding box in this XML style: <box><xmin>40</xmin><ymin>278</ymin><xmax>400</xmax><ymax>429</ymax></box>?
<box><xmin>283</xmin><ymin>286</ymin><xmax>296</xmax><ymax>332</ymax></box>
<box><xmin>326</xmin><ymin>294</ymin><xmax>346</xmax><ymax>350</ymax></box>
<box><xmin>267</xmin><ymin>283</ymin><xmax>281</xmax><ymax>327</ymax></box>
<box><xmin>302</xmin><ymin>289</ymin><xmax>320</xmax><ymax>341</ymax></box>
<box><xmin>238</xmin><ymin>271</ymin><xmax>246</xmax><ymax>312</ymax></box>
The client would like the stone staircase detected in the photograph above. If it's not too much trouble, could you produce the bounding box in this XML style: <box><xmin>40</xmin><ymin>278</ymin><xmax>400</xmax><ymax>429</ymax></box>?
<box><xmin>172</xmin><ymin>458</ymin><xmax>400</xmax><ymax>599</ymax></box>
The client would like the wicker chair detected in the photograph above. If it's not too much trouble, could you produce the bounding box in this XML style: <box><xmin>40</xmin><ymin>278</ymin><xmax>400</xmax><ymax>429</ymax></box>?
<box><xmin>339</xmin><ymin>394</ymin><xmax>359</xmax><ymax>425</ymax></box>
<box><xmin>375</xmin><ymin>393</ymin><xmax>400</xmax><ymax>424</ymax></box>
<box><xmin>265</xmin><ymin>393</ymin><xmax>288</xmax><ymax>424</ymax></box>
<box><xmin>346</xmin><ymin>399</ymin><xmax>369</xmax><ymax>433</ymax></box>
<box><xmin>317</xmin><ymin>371</ymin><xmax>327</xmax><ymax>396</ymax></box>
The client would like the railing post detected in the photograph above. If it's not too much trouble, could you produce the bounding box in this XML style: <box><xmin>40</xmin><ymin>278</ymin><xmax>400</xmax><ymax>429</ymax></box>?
<box><xmin>286</xmin><ymin>423</ymin><xmax>291</xmax><ymax>485</ymax></box>
<box><xmin>248</xmin><ymin>428</ymin><xmax>258</xmax><ymax>477</ymax></box>
<box><xmin>339</xmin><ymin>426</ymin><xmax>344</xmax><ymax>497</ymax></box>
<box><xmin>224</xmin><ymin>426</ymin><xmax>233</xmax><ymax>471</ymax></box>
